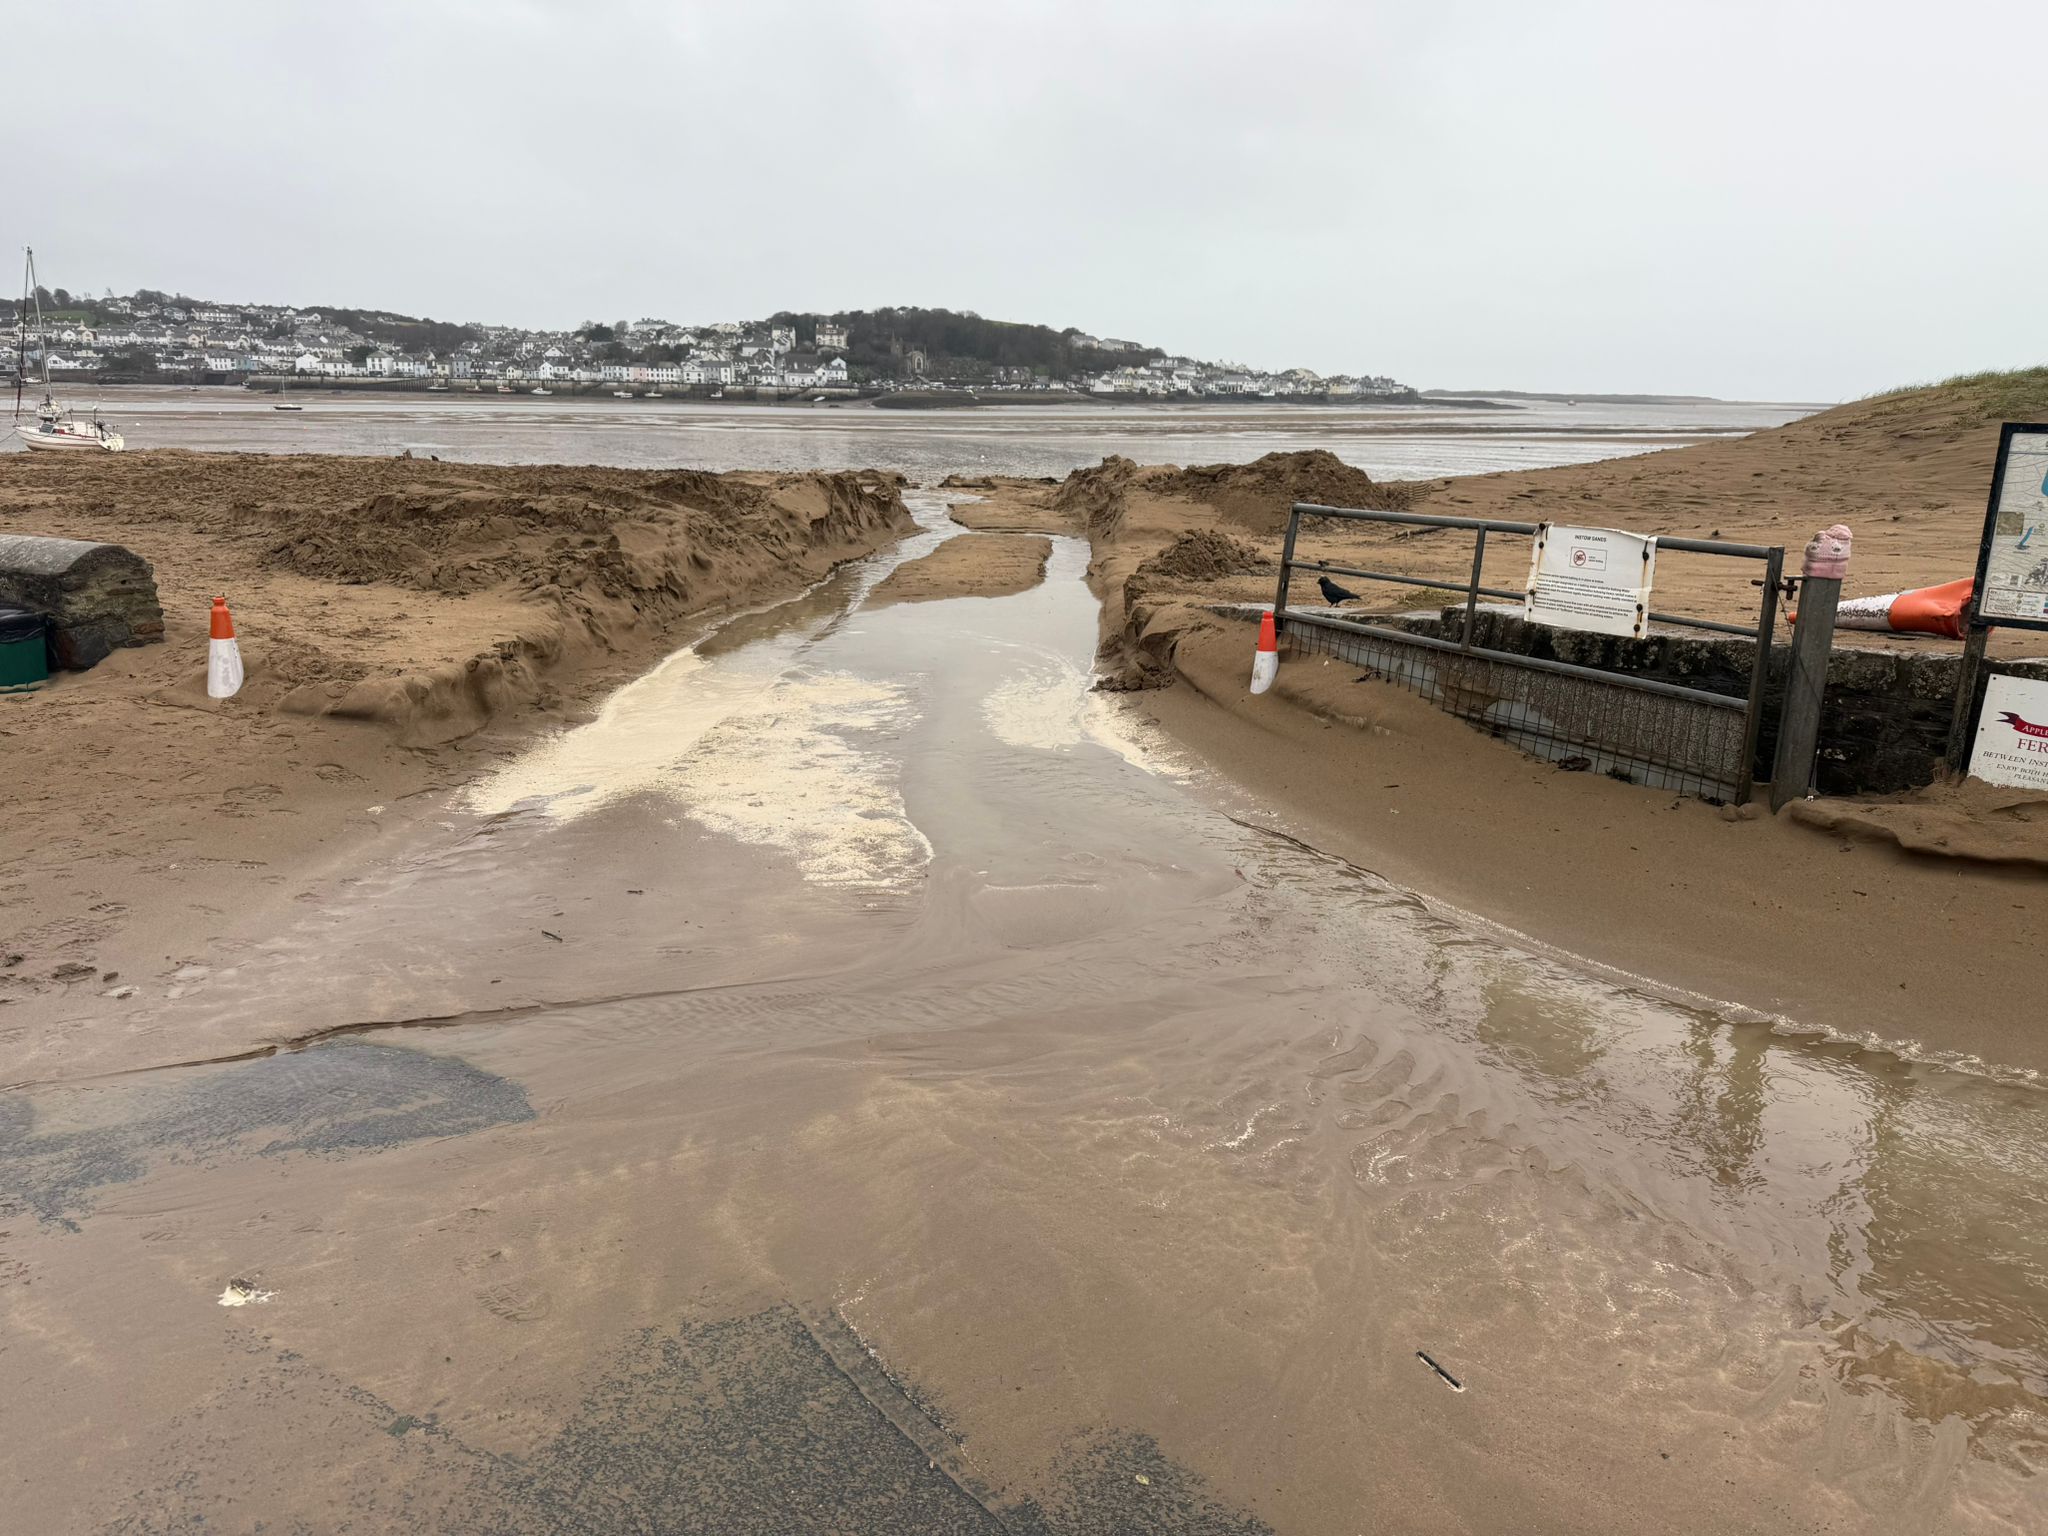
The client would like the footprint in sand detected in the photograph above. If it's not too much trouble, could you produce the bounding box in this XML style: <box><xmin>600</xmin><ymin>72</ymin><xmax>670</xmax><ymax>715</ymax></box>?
<box><xmin>475</xmin><ymin>1280</ymin><xmax>553</xmax><ymax>1323</ymax></box>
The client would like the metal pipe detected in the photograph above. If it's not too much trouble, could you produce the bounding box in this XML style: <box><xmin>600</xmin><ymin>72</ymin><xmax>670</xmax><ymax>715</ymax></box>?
<box><xmin>1281</xmin><ymin>611</ymin><xmax>1747</xmax><ymax>710</ymax></box>
<box><xmin>1641</xmin><ymin>610</ymin><xmax>1757</xmax><ymax>637</ymax></box>
<box><xmin>1272</xmin><ymin>507</ymin><xmax>1302</xmax><ymax>635</ymax></box>
<box><xmin>1461</xmin><ymin>528</ymin><xmax>1487</xmax><ymax>647</ymax></box>
<box><xmin>1289</xmin><ymin>502</ymin><xmax>1779</xmax><ymax>561</ymax></box>
<box><xmin>1285</xmin><ymin>557</ymin><xmax>1520</xmax><ymax>602</ymax></box>
<box><xmin>1284</xmin><ymin>556</ymin><xmax>1763</xmax><ymax>638</ymax></box>
<box><xmin>1654</xmin><ymin>536</ymin><xmax>1779</xmax><ymax>560</ymax></box>
<box><xmin>1736</xmin><ymin>546</ymin><xmax>1783</xmax><ymax>801</ymax></box>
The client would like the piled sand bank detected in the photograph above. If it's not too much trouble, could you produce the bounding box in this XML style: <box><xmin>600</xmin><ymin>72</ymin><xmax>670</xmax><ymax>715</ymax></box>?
<box><xmin>0</xmin><ymin>452</ymin><xmax>911</xmax><ymax>1005</ymax></box>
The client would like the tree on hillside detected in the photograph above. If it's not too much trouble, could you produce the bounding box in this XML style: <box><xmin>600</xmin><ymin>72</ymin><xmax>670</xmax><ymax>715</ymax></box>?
<box><xmin>766</xmin><ymin>306</ymin><xmax>1159</xmax><ymax>381</ymax></box>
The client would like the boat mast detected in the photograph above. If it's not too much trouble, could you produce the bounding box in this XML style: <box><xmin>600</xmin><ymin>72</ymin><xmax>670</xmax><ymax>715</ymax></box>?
<box><xmin>26</xmin><ymin>247</ymin><xmax>51</xmax><ymax>403</ymax></box>
<box><xmin>11</xmin><ymin>247</ymin><xmax>25</xmax><ymax>423</ymax></box>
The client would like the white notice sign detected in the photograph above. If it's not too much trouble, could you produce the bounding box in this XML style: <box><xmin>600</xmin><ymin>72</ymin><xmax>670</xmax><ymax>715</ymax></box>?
<box><xmin>1969</xmin><ymin>674</ymin><xmax>2048</xmax><ymax>790</ymax></box>
<box><xmin>1524</xmin><ymin>524</ymin><xmax>1657</xmax><ymax>639</ymax></box>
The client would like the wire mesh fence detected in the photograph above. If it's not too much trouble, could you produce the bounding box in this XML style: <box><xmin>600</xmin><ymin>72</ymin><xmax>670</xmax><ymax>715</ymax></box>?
<box><xmin>1289</xmin><ymin>618</ymin><xmax>1750</xmax><ymax>800</ymax></box>
<box><xmin>1275</xmin><ymin>502</ymin><xmax>1783</xmax><ymax>802</ymax></box>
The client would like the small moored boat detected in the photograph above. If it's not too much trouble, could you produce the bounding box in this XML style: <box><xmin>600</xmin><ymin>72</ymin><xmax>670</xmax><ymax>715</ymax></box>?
<box><xmin>12</xmin><ymin>247</ymin><xmax>124</xmax><ymax>451</ymax></box>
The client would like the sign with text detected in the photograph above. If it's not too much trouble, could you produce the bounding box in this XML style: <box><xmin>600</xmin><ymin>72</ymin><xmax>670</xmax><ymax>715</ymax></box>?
<box><xmin>1971</xmin><ymin>424</ymin><xmax>2048</xmax><ymax>630</ymax></box>
<box><xmin>1524</xmin><ymin>524</ymin><xmax>1657</xmax><ymax>639</ymax></box>
<box><xmin>1968</xmin><ymin>673</ymin><xmax>2048</xmax><ymax>790</ymax></box>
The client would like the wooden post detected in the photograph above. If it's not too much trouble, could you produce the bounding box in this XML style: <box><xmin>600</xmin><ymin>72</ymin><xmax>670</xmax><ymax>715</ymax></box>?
<box><xmin>1946</xmin><ymin>624</ymin><xmax>1991</xmax><ymax>774</ymax></box>
<box><xmin>1769</xmin><ymin>526</ymin><xmax>1850</xmax><ymax>812</ymax></box>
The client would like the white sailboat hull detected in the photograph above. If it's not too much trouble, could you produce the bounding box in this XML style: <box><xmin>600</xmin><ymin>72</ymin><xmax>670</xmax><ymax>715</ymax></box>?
<box><xmin>17</xmin><ymin>423</ymin><xmax>125</xmax><ymax>451</ymax></box>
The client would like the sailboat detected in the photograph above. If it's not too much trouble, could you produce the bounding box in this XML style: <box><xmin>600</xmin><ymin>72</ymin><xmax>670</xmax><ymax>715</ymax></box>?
<box><xmin>12</xmin><ymin>247</ymin><xmax>124</xmax><ymax>451</ymax></box>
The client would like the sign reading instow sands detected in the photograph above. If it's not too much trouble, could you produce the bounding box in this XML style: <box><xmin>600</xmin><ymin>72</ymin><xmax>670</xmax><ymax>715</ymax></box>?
<box><xmin>1968</xmin><ymin>674</ymin><xmax>2048</xmax><ymax>790</ymax></box>
<box><xmin>1524</xmin><ymin>524</ymin><xmax>1658</xmax><ymax>639</ymax></box>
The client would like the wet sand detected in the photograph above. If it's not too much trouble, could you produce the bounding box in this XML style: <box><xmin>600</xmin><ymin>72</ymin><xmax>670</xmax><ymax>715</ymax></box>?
<box><xmin>0</xmin><ymin>454</ymin><xmax>912</xmax><ymax>1013</ymax></box>
<box><xmin>1142</xmin><ymin>624</ymin><xmax>2048</xmax><ymax>1074</ymax></box>
<box><xmin>4</xmin><ymin>497</ymin><xmax>2047</xmax><ymax>1533</ymax></box>
<box><xmin>867</xmin><ymin>530</ymin><xmax>1053</xmax><ymax>606</ymax></box>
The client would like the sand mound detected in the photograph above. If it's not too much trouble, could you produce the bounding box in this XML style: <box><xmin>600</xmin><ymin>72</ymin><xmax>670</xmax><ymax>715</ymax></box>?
<box><xmin>262</xmin><ymin>470</ymin><xmax>905</xmax><ymax>621</ymax></box>
<box><xmin>1150</xmin><ymin>449</ymin><xmax>1412</xmax><ymax>535</ymax></box>
<box><xmin>1137</xmin><ymin>529</ymin><xmax>1267</xmax><ymax>585</ymax></box>
<box><xmin>1787</xmin><ymin>777</ymin><xmax>2048</xmax><ymax>867</ymax></box>
<box><xmin>1053</xmin><ymin>455</ymin><xmax>1139</xmax><ymax>539</ymax></box>
<box><xmin>0</xmin><ymin>454</ymin><xmax>912</xmax><ymax>745</ymax></box>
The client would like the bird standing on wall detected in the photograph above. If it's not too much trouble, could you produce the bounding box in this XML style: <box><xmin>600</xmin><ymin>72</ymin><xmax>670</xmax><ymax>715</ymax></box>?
<box><xmin>1317</xmin><ymin>574</ymin><xmax>1361</xmax><ymax>605</ymax></box>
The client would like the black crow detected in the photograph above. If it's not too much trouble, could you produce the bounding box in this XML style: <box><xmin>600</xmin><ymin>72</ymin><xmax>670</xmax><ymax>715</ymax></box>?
<box><xmin>1317</xmin><ymin>574</ymin><xmax>1362</xmax><ymax>605</ymax></box>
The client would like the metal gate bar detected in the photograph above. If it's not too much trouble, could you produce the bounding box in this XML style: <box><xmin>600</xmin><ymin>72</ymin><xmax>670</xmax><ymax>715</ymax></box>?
<box><xmin>1274</xmin><ymin>502</ymin><xmax>1784</xmax><ymax>801</ymax></box>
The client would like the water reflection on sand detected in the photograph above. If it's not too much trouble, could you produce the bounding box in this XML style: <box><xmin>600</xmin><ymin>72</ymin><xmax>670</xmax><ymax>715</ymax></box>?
<box><xmin>3</xmin><ymin>488</ymin><xmax>2044</xmax><ymax>1534</ymax></box>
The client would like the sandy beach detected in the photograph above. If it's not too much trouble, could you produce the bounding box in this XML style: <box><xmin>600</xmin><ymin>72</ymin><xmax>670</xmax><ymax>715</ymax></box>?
<box><xmin>3</xmin><ymin>380</ymin><xmax>2047</xmax><ymax>1534</ymax></box>
<box><xmin>0</xmin><ymin>454</ymin><xmax>912</xmax><ymax>1023</ymax></box>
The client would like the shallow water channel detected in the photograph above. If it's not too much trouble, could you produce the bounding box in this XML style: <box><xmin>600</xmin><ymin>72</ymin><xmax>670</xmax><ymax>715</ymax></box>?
<box><xmin>4</xmin><ymin>496</ymin><xmax>2045</xmax><ymax>1533</ymax></box>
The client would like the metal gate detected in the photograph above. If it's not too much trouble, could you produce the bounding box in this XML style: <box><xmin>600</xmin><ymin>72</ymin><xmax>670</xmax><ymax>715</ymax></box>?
<box><xmin>1273</xmin><ymin>502</ymin><xmax>1786</xmax><ymax>801</ymax></box>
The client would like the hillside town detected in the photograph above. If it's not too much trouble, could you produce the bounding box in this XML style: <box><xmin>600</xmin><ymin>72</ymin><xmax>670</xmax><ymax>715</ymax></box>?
<box><xmin>3</xmin><ymin>288</ymin><xmax>1409</xmax><ymax>401</ymax></box>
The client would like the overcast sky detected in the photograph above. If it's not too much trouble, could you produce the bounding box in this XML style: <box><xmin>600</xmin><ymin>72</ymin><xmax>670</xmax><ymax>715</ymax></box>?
<box><xmin>12</xmin><ymin>2</ymin><xmax>2042</xmax><ymax>400</ymax></box>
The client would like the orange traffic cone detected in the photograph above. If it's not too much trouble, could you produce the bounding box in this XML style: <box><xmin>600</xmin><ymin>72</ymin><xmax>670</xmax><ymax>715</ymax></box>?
<box><xmin>1835</xmin><ymin>577</ymin><xmax>1973</xmax><ymax>639</ymax></box>
<box><xmin>207</xmin><ymin>596</ymin><xmax>244</xmax><ymax>699</ymax></box>
<box><xmin>1249</xmin><ymin>610</ymin><xmax>1278</xmax><ymax>694</ymax></box>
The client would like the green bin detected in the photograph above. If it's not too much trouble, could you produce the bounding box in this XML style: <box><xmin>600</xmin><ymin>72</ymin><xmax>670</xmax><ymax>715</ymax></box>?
<box><xmin>0</xmin><ymin>607</ymin><xmax>49</xmax><ymax>692</ymax></box>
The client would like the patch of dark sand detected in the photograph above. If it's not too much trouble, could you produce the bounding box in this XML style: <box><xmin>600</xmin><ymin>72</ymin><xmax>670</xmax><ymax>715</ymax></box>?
<box><xmin>0</xmin><ymin>1040</ymin><xmax>533</xmax><ymax>1230</ymax></box>
<box><xmin>93</xmin><ymin>1303</ymin><xmax>1271</xmax><ymax>1535</ymax></box>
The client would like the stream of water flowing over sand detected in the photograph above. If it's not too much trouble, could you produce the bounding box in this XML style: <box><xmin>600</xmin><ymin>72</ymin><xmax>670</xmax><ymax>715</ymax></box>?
<box><xmin>3</xmin><ymin>495</ymin><xmax>2044</xmax><ymax>1533</ymax></box>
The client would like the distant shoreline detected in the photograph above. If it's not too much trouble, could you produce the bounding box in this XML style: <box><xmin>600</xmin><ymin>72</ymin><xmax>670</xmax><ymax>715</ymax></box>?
<box><xmin>40</xmin><ymin>378</ymin><xmax>1526</xmax><ymax>411</ymax></box>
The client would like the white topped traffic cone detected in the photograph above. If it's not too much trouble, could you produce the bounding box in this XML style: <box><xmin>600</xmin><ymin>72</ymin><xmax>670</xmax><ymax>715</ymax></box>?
<box><xmin>1249</xmin><ymin>610</ymin><xmax>1278</xmax><ymax>694</ymax></box>
<box><xmin>207</xmin><ymin>596</ymin><xmax>244</xmax><ymax>699</ymax></box>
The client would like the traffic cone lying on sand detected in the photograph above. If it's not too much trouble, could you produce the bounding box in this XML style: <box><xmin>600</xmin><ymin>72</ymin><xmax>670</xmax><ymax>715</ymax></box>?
<box><xmin>207</xmin><ymin>596</ymin><xmax>244</xmax><ymax>700</ymax></box>
<box><xmin>1830</xmin><ymin>577</ymin><xmax>1974</xmax><ymax>640</ymax></box>
<box><xmin>1249</xmin><ymin>609</ymin><xmax>1278</xmax><ymax>694</ymax></box>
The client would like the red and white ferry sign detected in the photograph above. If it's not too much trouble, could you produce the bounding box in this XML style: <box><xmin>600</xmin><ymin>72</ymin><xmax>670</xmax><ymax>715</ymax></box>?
<box><xmin>1969</xmin><ymin>674</ymin><xmax>2048</xmax><ymax>790</ymax></box>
